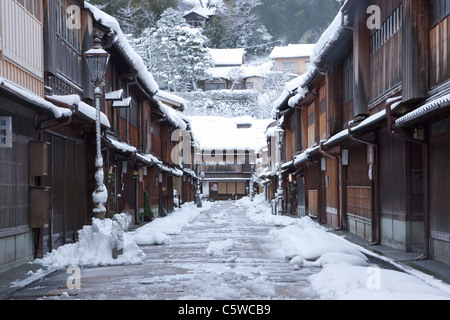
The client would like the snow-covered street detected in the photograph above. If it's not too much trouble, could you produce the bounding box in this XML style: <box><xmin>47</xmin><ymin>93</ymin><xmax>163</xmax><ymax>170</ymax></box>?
<box><xmin>5</xmin><ymin>195</ymin><xmax>450</xmax><ymax>301</ymax></box>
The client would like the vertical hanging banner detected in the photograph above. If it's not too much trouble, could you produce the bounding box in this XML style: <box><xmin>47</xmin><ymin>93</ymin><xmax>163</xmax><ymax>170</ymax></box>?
<box><xmin>0</xmin><ymin>117</ymin><xmax>12</xmax><ymax>148</ymax></box>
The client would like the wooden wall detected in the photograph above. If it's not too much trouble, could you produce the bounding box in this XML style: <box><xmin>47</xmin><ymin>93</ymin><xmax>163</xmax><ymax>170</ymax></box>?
<box><xmin>307</xmin><ymin>102</ymin><xmax>315</xmax><ymax>148</ymax></box>
<box><xmin>319</xmin><ymin>84</ymin><xmax>327</xmax><ymax>141</ymax></box>
<box><xmin>306</xmin><ymin>164</ymin><xmax>320</xmax><ymax>218</ymax></box>
<box><xmin>379</xmin><ymin>129</ymin><xmax>406</xmax><ymax>218</ymax></box>
<box><xmin>0</xmin><ymin>138</ymin><xmax>30</xmax><ymax>231</ymax></box>
<box><xmin>44</xmin><ymin>0</ymin><xmax>83</xmax><ymax>96</ymax></box>
<box><xmin>430</xmin><ymin>130</ymin><xmax>450</xmax><ymax>244</ymax></box>
<box><xmin>44</xmin><ymin>133</ymin><xmax>86</xmax><ymax>249</ymax></box>
<box><xmin>346</xmin><ymin>143</ymin><xmax>372</xmax><ymax>219</ymax></box>
<box><xmin>369</xmin><ymin>0</ymin><xmax>403</xmax><ymax>103</ymax></box>
<box><xmin>0</xmin><ymin>0</ymin><xmax>44</xmax><ymax>96</ymax></box>
<box><xmin>325</xmin><ymin>157</ymin><xmax>339</xmax><ymax>218</ymax></box>
<box><xmin>429</xmin><ymin>15</ymin><xmax>450</xmax><ymax>88</ymax></box>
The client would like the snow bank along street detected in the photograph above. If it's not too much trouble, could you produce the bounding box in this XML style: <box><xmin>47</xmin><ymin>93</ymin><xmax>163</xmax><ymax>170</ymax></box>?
<box><xmin>5</xmin><ymin>195</ymin><xmax>450</xmax><ymax>301</ymax></box>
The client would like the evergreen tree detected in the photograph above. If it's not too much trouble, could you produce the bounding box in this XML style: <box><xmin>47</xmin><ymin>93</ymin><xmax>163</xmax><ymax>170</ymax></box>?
<box><xmin>141</xmin><ymin>8</ymin><xmax>214</xmax><ymax>92</ymax></box>
<box><xmin>115</xmin><ymin>1</ymin><xmax>143</xmax><ymax>36</ymax></box>
<box><xmin>86</xmin><ymin>0</ymin><xmax>178</xmax><ymax>36</ymax></box>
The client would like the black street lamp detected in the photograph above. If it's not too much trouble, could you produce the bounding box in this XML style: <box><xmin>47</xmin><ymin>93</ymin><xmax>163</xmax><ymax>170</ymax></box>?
<box><xmin>85</xmin><ymin>35</ymin><xmax>110</xmax><ymax>219</ymax></box>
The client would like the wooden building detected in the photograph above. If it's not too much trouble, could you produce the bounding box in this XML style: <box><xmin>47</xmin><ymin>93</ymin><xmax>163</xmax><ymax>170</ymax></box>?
<box><xmin>0</xmin><ymin>0</ymin><xmax>82</xmax><ymax>271</ymax></box>
<box><xmin>84</xmin><ymin>3</ymin><xmax>192</xmax><ymax>220</ymax></box>
<box><xmin>190</xmin><ymin>116</ymin><xmax>270</xmax><ymax>201</ymax></box>
<box><xmin>271</xmin><ymin>0</ymin><xmax>450</xmax><ymax>264</ymax></box>
<box><xmin>183</xmin><ymin>7</ymin><xmax>216</xmax><ymax>29</ymax></box>
<box><xmin>0</xmin><ymin>0</ymin><xmax>195</xmax><ymax>273</ymax></box>
<box><xmin>269</xmin><ymin>44</ymin><xmax>315</xmax><ymax>76</ymax></box>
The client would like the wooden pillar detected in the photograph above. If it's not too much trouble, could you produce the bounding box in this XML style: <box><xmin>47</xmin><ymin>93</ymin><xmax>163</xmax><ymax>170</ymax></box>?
<box><xmin>402</xmin><ymin>0</ymin><xmax>429</xmax><ymax>103</ymax></box>
<box><xmin>353</xmin><ymin>3</ymin><xmax>371</xmax><ymax>118</ymax></box>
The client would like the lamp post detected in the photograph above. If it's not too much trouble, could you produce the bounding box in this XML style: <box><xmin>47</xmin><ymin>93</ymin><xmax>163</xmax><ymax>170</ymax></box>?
<box><xmin>85</xmin><ymin>36</ymin><xmax>110</xmax><ymax>220</ymax></box>
<box><xmin>195</xmin><ymin>151</ymin><xmax>203</xmax><ymax>208</ymax></box>
<box><xmin>274</xmin><ymin>125</ymin><xmax>285</xmax><ymax>215</ymax></box>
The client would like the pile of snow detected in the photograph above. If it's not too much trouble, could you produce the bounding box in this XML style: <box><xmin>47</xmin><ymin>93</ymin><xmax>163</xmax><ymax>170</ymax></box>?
<box><xmin>206</xmin><ymin>239</ymin><xmax>234</xmax><ymax>256</ymax></box>
<box><xmin>35</xmin><ymin>214</ymin><xmax>145</xmax><ymax>268</ymax></box>
<box><xmin>310</xmin><ymin>264</ymin><xmax>450</xmax><ymax>300</ymax></box>
<box><xmin>239</xmin><ymin>194</ymin><xmax>450</xmax><ymax>300</ymax></box>
<box><xmin>242</xmin><ymin>195</ymin><xmax>367</xmax><ymax>266</ymax></box>
<box><xmin>131</xmin><ymin>201</ymin><xmax>212</xmax><ymax>245</ymax></box>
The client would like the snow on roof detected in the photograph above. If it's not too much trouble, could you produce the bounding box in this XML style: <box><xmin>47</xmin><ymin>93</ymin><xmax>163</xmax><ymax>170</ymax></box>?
<box><xmin>269</xmin><ymin>44</ymin><xmax>315</xmax><ymax>59</ymax></box>
<box><xmin>137</xmin><ymin>152</ymin><xmax>162</xmax><ymax>166</ymax></box>
<box><xmin>112</xmin><ymin>97</ymin><xmax>132</xmax><ymax>108</ymax></box>
<box><xmin>156</xmin><ymin>91</ymin><xmax>186</xmax><ymax>109</ymax></box>
<box><xmin>156</xmin><ymin>100</ymin><xmax>188</xmax><ymax>131</ymax></box>
<box><xmin>183</xmin><ymin>7</ymin><xmax>216</xmax><ymax>19</ymax></box>
<box><xmin>157</xmin><ymin>163</ymin><xmax>183</xmax><ymax>177</ymax></box>
<box><xmin>311</xmin><ymin>11</ymin><xmax>345</xmax><ymax>65</ymax></box>
<box><xmin>108</xmin><ymin>135</ymin><xmax>138</xmax><ymax>154</ymax></box>
<box><xmin>188</xmin><ymin>115</ymin><xmax>272</xmax><ymax>152</ymax></box>
<box><xmin>84</xmin><ymin>2</ymin><xmax>159</xmax><ymax>96</ymax></box>
<box><xmin>48</xmin><ymin>94</ymin><xmax>111</xmax><ymax>128</ymax></box>
<box><xmin>105</xmin><ymin>89</ymin><xmax>123</xmax><ymax>101</ymax></box>
<box><xmin>0</xmin><ymin>77</ymin><xmax>72</xmax><ymax>119</ymax></box>
<box><xmin>208</xmin><ymin>48</ymin><xmax>245</xmax><ymax>66</ymax></box>
<box><xmin>271</xmin><ymin>70</ymin><xmax>313</xmax><ymax>118</ymax></box>
<box><xmin>107</xmin><ymin>134</ymin><xmax>165</xmax><ymax>167</ymax></box>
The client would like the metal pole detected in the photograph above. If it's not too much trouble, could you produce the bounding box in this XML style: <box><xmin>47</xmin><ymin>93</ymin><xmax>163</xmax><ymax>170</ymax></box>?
<box><xmin>93</xmin><ymin>85</ymin><xmax>107</xmax><ymax>220</ymax></box>
<box><xmin>277</xmin><ymin>135</ymin><xmax>284</xmax><ymax>215</ymax></box>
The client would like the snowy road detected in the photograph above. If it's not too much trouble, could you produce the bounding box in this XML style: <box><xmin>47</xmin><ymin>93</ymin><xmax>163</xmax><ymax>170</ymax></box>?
<box><xmin>6</xmin><ymin>196</ymin><xmax>450</xmax><ymax>301</ymax></box>
<box><xmin>7</xmin><ymin>201</ymin><xmax>319</xmax><ymax>300</ymax></box>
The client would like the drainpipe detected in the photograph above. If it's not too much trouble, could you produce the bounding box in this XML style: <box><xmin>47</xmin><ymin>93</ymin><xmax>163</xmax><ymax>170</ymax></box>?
<box><xmin>385</xmin><ymin>97</ymin><xmax>430</xmax><ymax>261</ymax></box>
<box><xmin>347</xmin><ymin>125</ymin><xmax>380</xmax><ymax>245</ymax></box>
<box><xmin>319</xmin><ymin>141</ymin><xmax>343</xmax><ymax>230</ymax></box>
